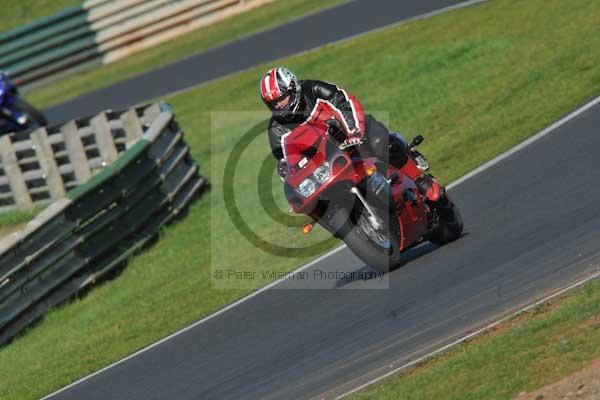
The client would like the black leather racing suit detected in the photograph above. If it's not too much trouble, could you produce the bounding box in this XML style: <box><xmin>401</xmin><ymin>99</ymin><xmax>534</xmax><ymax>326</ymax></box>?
<box><xmin>267</xmin><ymin>80</ymin><xmax>409</xmax><ymax>167</ymax></box>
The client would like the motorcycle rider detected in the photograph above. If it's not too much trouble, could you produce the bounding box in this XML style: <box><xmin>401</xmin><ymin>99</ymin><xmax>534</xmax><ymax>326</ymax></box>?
<box><xmin>0</xmin><ymin>70</ymin><xmax>47</xmax><ymax>134</ymax></box>
<box><xmin>0</xmin><ymin>71</ymin><xmax>13</xmax><ymax>131</ymax></box>
<box><xmin>0</xmin><ymin>70</ymin><xmax>23</xmax><ymax>129</ymax></box>
<box><xmin>259</xmin><ymin>67</ymin><xmax>441</xmax><ymax>202</ymax></box>
<box><xmin>0</xmin><ymin>71</ymin><xmax>13</xmax><ymax>109</ymax></box>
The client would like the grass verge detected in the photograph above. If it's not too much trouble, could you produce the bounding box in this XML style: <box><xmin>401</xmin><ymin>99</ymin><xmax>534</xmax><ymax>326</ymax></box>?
<box><xmin>2</xmin><ymin>0</ymin><xmax>600</xmax><ymax>399</ymax></box>
<box><xmin>0</xmin><ymin>0</ymin><xmax>80</xmax><ymax>33</ymax></box>
<box><xmin>24</xmin><ymin>0</ymin><xmax>349</xmax><ymax>108</ymax></box>
<box><xmin>349</xmin><ymin>279</ymin><xmax>600</xmax><ymax>400</ymax></box>
<box><xmin>0</xmin><ymin>208</ymin><xmax>40</xmax><ymax>230</ymax></box>
<box><xmin>0</xmin><ymin>208</ymin><xmax>42</xmax><ymax>238</ymax></box>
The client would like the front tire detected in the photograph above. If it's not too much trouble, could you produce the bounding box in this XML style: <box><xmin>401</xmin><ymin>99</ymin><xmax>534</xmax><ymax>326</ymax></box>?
<box><xmin>328</xmin><ymin>206</ymin><xmax>404</xmax><ymax>273</ymax></box>
<box><xmin>16</xmin><ymin>98</ymin><xmax>47</xmax><ymax>128</ymax></box>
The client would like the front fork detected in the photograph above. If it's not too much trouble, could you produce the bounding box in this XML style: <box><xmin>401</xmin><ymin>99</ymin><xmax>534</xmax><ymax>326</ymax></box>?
<box><xmin>1</xmin><ymin>94</ymin><xmax>27</xmax><ymax>127</ymax></box>
<box><xmin>1</xmin><ymin>108</ymin><xmax>27</xmax><ymax>126</ymax></box>
<box><xmin>349</xmin><ymin>165</ymin><xmax>400</xmax><ymax>230</ymax></box>
<box><xmin>350</xmin><ymin>187</ymin><xmax>382</xmax><ymax>230</ymax></box>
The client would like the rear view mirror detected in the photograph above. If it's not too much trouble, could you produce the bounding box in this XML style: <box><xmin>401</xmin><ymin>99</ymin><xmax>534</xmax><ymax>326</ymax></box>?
<box><xmin>409</xmin><ymin>134</ymin><xmax>424</xmax><ymax>148</ymax></box>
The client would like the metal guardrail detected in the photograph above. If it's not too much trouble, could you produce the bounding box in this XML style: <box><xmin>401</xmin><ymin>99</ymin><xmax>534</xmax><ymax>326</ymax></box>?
<box><xmin>0</xmin><ymin>102</ymin><xmax>208</xmax><ymax>346</ymax></box>
<box><xmin>0</xmin><ymin>0</ymin><xmax>275</xmax><ymax>87</ymax></box>
<box><xmin>0</xmin><ymin>103</ymin><xmax>163</xmax><ymax>212</ymax></box>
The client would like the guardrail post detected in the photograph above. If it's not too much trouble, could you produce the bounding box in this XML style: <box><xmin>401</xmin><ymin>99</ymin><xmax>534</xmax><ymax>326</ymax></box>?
<box><xmin>31</xmin><ymin>127</ymin><xmax>66</xmax><ymax>200</ymax></box>
<box><xmin>61</xmin><ymin>120</ymin><xmax>92</xmax><ymax>183</ymax></box>
<box><xmin>120</xmin><ymin>109</ymin><xmax>144</xmax><ymax>148</ymax></box>
<box><xmin>0</xmin><ymin>135</ymin><xmax>33</xmax><ymax>210</ymax></box>
<box><xmin>91</xmin><ymin>112</ymin><xmax>118</xmax><ymax>166</ymax></box>
<box><xmin>144</xmin><ymin>104</ymin><xmax>161</xmax><ymax>122</ymax></box>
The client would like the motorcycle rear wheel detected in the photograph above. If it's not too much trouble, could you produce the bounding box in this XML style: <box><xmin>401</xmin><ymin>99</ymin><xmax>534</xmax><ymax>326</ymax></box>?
<box><xmin>429</xmin><ymin>194</ymin><xmax>463</xmax><ymax>245</ymax></box>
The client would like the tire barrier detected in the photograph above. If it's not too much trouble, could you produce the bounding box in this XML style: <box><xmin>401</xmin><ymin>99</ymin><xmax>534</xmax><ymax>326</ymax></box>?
<box><xmin>0</xmin><ymin>0</ymin><xmax>275</xmax><ymax>87</ymax></box>
<box><xmin>0</xmin><ymin>101</ymin><xmax>208</xmax><ymax>346</ymax></box>
<box><xmin>0</xmin><ymin>103</ymin><xmax>163</xmax><ymax>212</ymax></box>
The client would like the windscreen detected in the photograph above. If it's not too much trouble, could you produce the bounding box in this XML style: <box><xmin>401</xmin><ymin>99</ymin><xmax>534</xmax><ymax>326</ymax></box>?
<box><xmin>282</xmin><ymin>124</ymin><xmax>326</xmax><ymax>174</ymax></box>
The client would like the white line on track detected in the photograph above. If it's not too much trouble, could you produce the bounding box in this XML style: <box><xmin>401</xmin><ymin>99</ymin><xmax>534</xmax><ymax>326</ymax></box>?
<box><xmin>447</xmin><ymin>94</ymin><xmax>600</xmax><ymax>190</ymax></box>
<box><xmin>336</xmin><ymin>267</ymin><xmax>600</xmax><ymax>399</ymax></box>
<box><xmin>40</xmin><ymin>3</ymin><xmax>600</xmax><ymax>399</ymax></box>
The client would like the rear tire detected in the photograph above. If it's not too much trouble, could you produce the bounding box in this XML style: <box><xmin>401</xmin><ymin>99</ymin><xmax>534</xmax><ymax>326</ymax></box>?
<box><xmin>429</xmin><ymin>194</ymin><xmax>463</xmax><ymax>245</ymax></box>
<box><xmin>328</xmin><ymin>205</ymin><xmax>404</xmax><ymax>273</ymax></box>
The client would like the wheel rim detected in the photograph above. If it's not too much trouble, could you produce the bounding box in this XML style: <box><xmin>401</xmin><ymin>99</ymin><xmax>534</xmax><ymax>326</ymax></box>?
<box><xmin>356</xmin><ymin>212</ymin><xmax>392</xmax><ymax>252</ymax></box>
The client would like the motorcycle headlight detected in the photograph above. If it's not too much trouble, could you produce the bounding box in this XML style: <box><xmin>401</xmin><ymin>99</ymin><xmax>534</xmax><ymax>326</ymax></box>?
<box><xmin>313</xmin><ymin>162</ymin><xmax>331</xmax><ymax>184</ymax></box>
<box><xmin>297</xmin><ymin>178</ymin><xmax>317</xmax><ymax>198</ymax></box>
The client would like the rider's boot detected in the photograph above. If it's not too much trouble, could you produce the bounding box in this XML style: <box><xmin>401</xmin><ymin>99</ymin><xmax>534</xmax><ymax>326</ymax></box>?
<box><xmin>388</xmin><ymin>134</ymin><xmax>442</xmax><ymax>203</ymax></box>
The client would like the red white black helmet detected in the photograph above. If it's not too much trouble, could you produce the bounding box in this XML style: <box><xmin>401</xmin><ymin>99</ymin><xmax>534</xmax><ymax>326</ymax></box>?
<box><xmin>259</xmin><ymin>67</ymin><xmax>301</xmax><ymax>118</ymax></box>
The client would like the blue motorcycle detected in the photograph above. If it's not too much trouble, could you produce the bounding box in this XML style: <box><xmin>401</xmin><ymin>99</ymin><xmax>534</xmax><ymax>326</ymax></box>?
<box><xmin>0</xmin><ymin>72</ymin><xmax>47</xmax><ymax>135</ymax></box>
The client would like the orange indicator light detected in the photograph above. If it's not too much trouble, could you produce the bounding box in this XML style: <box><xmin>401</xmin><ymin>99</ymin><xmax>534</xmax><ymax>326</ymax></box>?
<box><xmin>302</xmin><ymin>223</ymin><xmax>313</xmax><ymax>235</ymax></box>
<box><xmin>366</xmin><ymin>165</ymin><xmax>377</xmax><ymax>176</ymax></box>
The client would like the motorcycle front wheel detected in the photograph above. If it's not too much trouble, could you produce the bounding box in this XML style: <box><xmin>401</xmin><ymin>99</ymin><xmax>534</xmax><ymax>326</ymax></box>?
<box><xmin>15</xmin><ymin>98</ymin><xmax>47</xmax><ymax>128</ymax></box>
<box><xmin>328</xmin><ymin>205</ymin><xmax>404</xmax><ymax>273</ymax></box>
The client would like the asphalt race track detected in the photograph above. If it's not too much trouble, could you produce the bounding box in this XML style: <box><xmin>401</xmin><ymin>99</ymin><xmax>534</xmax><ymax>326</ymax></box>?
<box><xmin>45</xmin><ymin>98</ymin><xmax>600</xmax><ymax>399</ymax></box>
<box><xmin>44</xmin><ymin>0</ymin><xmax>473</xmax><ymax>123</ymax></box>
<box><xmin>42</xmin><ymin>1</ymin><xmax>600</xmax><ymax>399</ymax></box>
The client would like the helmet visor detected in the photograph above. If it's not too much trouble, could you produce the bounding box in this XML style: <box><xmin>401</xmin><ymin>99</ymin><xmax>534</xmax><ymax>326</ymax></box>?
<box><xmin>265</xmin><ymin>92</ymin><xmax>293</xmax><ymax>112</ymax></box>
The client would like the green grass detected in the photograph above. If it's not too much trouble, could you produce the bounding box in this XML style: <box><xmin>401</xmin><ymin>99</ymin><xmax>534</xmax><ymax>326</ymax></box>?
<box><xmin>350</xmin><ymin>279</ymin><xmax>600</xmax><ymax>400</ymax></box>
<box><xmin>2</xmin><ymin>0</ymin><xmax>600</xmax><ymax>398</ymax></box>
<box><xmin>0</xmin><ymin>0</ymin><xmax>80</xmax><ymax>33</ymax></box>
<box><xmin>0</xmin><ymin>207</ymin><xmax>43</xmax><ymax>238</ymax></box>
<box><xmin>0</xmin><ymin>208</ymin><xmax>40</xmax><ymax>230</ymax></box>
<box><xmin>24</xmin><ymin>0</ymin><xmax>349</xmax><ymax>108</ymax></box>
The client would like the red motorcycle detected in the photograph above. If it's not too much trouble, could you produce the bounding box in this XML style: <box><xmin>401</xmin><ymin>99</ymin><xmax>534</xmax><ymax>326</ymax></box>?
<box><xmin>281</xmin><ymin>106</ymin><xmax>463</xmax><ymax>272</ymax></box>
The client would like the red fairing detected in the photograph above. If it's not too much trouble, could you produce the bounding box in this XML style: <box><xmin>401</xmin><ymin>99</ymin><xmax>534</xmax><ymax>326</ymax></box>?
<box><xmin>281</xmin><ymin>96</ymin><xmax>441</xmax><ymax>253</ymax></box>
<box><xmin>281</xmin><ymin>117</ymin><xmax>430</xmax><ymax>250</ymax></box>
<box><xmin>401</xmin><ymin>156</ymin><xmax>442</xmax><ymax>202</ymax></box>
<box><xmin>282</xmin><ymin>123</ymin><xmax>327</xmax><ymax>177</ymax></box>
<box><xmin>282</xmin><ymin>97</ymin><xmax>362</xmax><ymax>182</ymax></box>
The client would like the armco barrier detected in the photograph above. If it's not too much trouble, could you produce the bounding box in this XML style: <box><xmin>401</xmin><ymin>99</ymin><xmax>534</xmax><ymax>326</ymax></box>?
<box><xmin>0</xmin><ymin>102</ymin><xmax>208</xmax><ymax>346</ymax></box>
<box><xmin>0</xmin><ymin>0</ymin><xmax>275</xmax><ymax>87</ymax></box>
<box><xmin>0</xmin><ymin>103</ymin><xmax>162</xmax><ymax>212</ymax></box>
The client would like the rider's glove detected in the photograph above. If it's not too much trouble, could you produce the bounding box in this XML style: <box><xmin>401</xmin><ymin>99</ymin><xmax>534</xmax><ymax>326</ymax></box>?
<box><xmin>341</xmin><ymin>137</ymin><xmax>362</xmax><ymax>149</ymax></box>
<box><xmin>326</xmin><ymin>118</ymin><xmax>346</xmax><ymax>143</ymax></box>
<box><xmin>340</xmin><ymin>127</ymin><xmax>362</xmax><ymax>149</ymax></box>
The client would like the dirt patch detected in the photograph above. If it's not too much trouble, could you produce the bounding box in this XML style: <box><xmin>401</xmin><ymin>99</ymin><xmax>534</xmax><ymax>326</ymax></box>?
<box><xmin>516</xmin><ymin>358</ymin><xmax>600</xmax><ymax>400</ymax></box>
<box><xmin>0</xmin><ymin>222</ymin><xmax>25</xmax><ymax>239</ymax></box>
